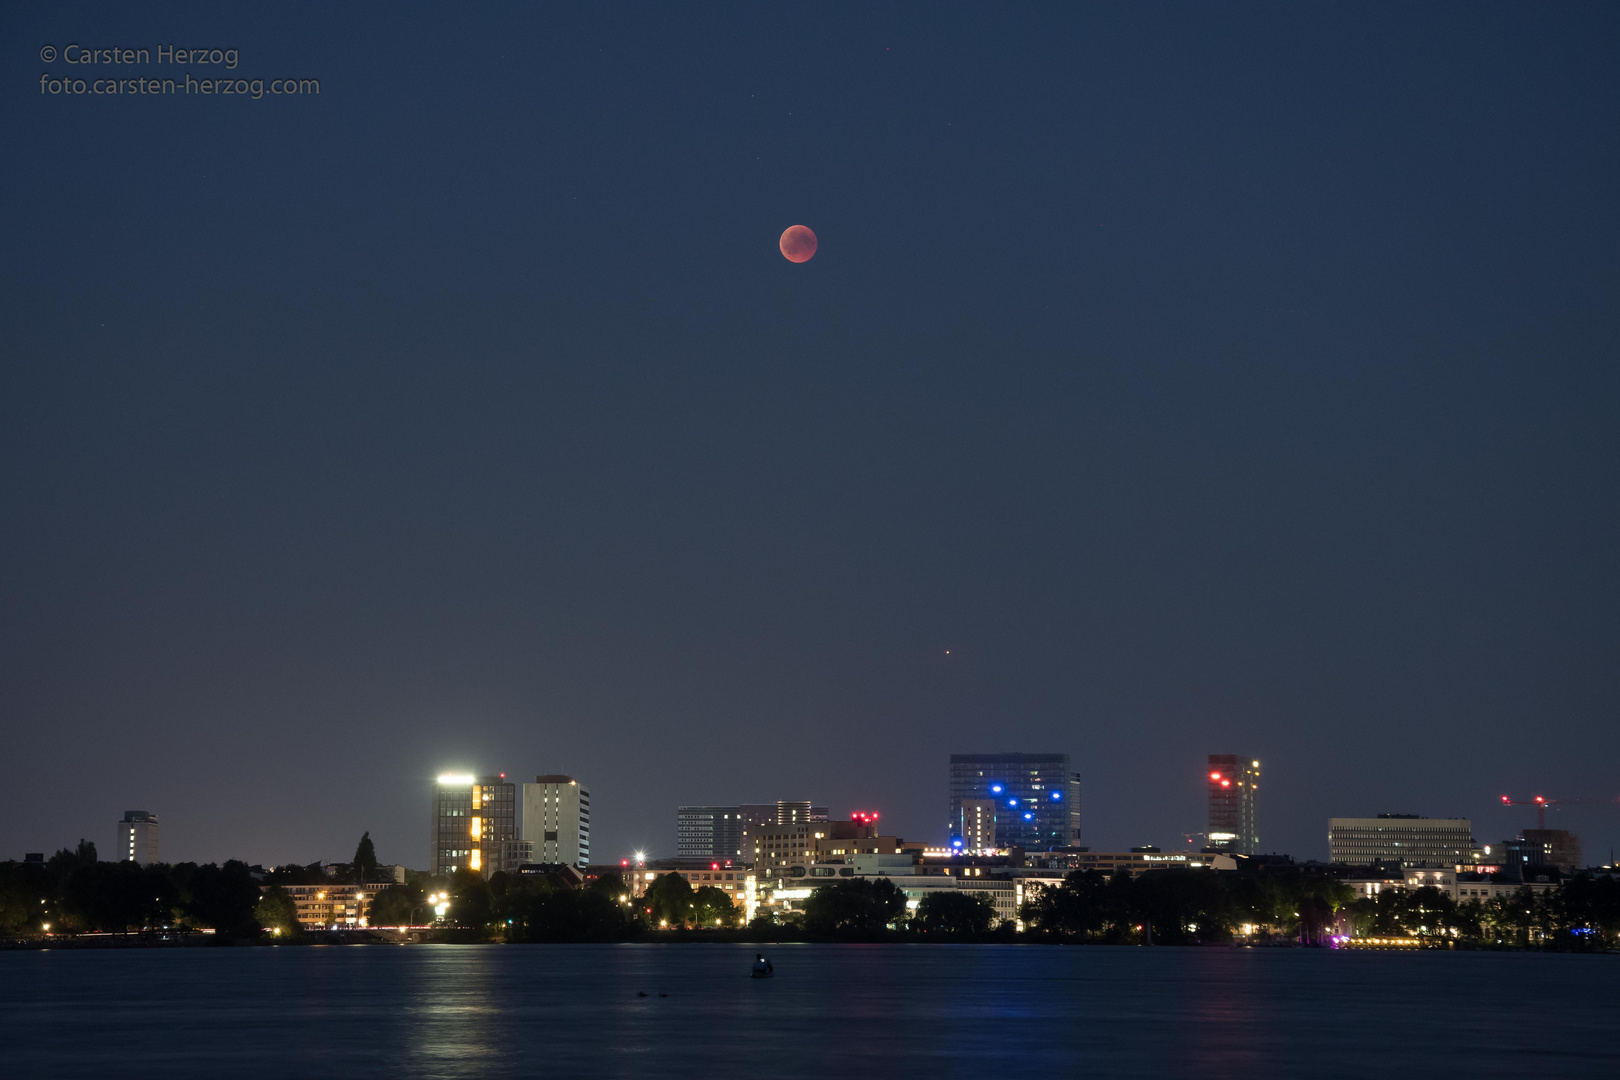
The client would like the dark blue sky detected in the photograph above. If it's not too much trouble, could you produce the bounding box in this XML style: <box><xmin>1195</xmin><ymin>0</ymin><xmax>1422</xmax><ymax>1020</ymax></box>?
<box><xmin>3</xmin><ymin>3</ymin><xmax>1618</xmax><ymax>868</ymax></box>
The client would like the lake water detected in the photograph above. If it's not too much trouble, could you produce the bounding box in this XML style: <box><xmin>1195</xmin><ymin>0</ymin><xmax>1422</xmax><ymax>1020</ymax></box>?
<box><xmin>2</xmin><ymin>944</ymin><xmax>1616</xmax><ymax>1078</ymax></box>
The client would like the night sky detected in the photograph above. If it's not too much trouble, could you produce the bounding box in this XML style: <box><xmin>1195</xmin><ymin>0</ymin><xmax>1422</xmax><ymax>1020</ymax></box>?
<box><xmin>4</xmin><ymin>4</ymin><xmax>1618</xmax><ymax>869</ymax></box>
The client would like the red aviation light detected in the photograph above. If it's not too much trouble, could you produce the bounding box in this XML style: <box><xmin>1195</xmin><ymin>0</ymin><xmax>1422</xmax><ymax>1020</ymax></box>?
<box><xmin>1210</xmin><ymin>773</ymin><xmax>1222</xmax><ymax>781</ymax></box>
<box><xmin>711</xmin><ymin>863</ymin><xmax>719</xmax><ymax>870</ymax></box>
<box><xmin>1221</xmin><ymin>780</ymin><xmax>1231</xmax><ymax>787</ymax></box>
<box><xmin>1534</xmin><ymin>796</ymin><xmax>1546</xmax><ymax>804</ymax></box>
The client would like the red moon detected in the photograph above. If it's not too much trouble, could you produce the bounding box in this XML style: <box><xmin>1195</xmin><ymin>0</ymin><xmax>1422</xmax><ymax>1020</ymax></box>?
<box><xmin>779</xmin><ymin>225</ymin><xmax>817</xmax><ymax>263</ymax></box>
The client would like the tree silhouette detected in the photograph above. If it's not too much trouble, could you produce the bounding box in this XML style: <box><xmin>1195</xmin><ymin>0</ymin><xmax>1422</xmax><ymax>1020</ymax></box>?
<box><xmin>353</xmin><ymin>832</ymin><xmax>378</xmax><ymax>882</ymax></box>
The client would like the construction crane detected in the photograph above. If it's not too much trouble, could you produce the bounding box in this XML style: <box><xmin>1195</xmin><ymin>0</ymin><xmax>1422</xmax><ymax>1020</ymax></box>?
<box><xmin>1499</xmin><ymin>794</ymin><xmax>1620</xmax><ymax>831</ymax></box>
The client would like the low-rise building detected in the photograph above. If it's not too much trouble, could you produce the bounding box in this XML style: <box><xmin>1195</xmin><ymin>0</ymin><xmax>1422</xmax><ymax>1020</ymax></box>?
<box><xmin>1024</xmin><ymin>849</ymin><xmax>1236</xmax><ymax>877</ymax></box>
<box><xmin>1339</xmin><ymin>867</ymin><xmax>1407</xmax><ymax>898</ymax></box>
<box><xmin>501</xmin><ymin>839</ymin><xmax>535</xmax><ymax>872</ymax></box>
<box><xmin>752</xmin><ymin>818</ymin><xmax>909</xmax><ymax>883</ymax></box>
<box><xmin>631</xmin><ymin>861</ymin><xmax>758</xmax><ymax>919</ymax></box>
<box><xmin>273</xmin><ymin>883</ymin><xmax>389</xmax><ymax>929</ymax></box>
<box><xmin>765</xmin><ymin>871</ymin><xmax>1022</xmax><ymax>926</ymax></box>
<box><xmin>1454</xmin><ymin>871</ymin><xmax>1538</xmax><ymax>903</ymax></box>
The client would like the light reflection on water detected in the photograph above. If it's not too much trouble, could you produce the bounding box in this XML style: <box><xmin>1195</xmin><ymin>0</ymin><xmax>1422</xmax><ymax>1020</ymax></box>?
<box><xmin>2</xmin><ymin>944</ymin><xmax>1617</xmax><ymax>1079</ymax></box>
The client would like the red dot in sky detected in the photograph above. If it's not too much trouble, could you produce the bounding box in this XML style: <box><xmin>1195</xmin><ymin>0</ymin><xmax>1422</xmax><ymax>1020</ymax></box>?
<box><xmin>779</xmin><ymin>225</ymin><xmax>817</xmax><ymax>263</ymax></box>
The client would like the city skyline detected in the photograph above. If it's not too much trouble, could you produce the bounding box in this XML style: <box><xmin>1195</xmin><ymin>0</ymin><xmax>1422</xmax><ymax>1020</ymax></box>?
<box><xmin>53</xmin><ymin>756</ymin><xmax>1618</xmax><ymax>874</ymax></box>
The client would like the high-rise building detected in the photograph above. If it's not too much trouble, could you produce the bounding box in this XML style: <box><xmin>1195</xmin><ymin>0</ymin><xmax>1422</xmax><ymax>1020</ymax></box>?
<box><xmin>430</xmin><ymin>773</ymin><xmax>517</xmax><ymax>877</ymax></box>
<box><xmin>117</xmin><ymin>811</ymin><xmax>159</xmax><ymax>865</ymax></box>
<box><xmin>677</xmin><ymin>806</ymin><xmax>748</xmax><ymax>860</ymax></box>
<box><xmin>948</xmin><ymin>753</ymin><xmax>1081</xmax><ymax>851</ymax></box>
<box><xmin>679</xmin><ymin>801</ymin><xmax>827</xmax><ymax>861</ymax></box>
<box><xmin>1206</xmin><ymin>756</ymin><xmax>1260</xmax><ymax>855</ymax></box>
<box><xmin>521</xmin><ymin>775</ymin><xmax>590</xmax><ymax>868</ymax></box>
<box><xmin>1328</xmin><ymin>815</ymin><xmax>1474</xmax><ymax>867</ymax></box>
<box><xmin>1503</xmin><ymin>829</ymin><xmax>1582</xmax><ymax>873</ymax></box>
<box><xmin>959</xmin><ymin>798</ymin><xmax>998</xmax><ymax>852</ymax></box>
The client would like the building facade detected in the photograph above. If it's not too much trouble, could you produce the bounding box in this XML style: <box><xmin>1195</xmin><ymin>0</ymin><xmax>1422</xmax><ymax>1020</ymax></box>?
<box><xmin>679</xmin><ymin>801</ymin><xmax>828</xmax><ymax>861</ymax></box>
<box><xmin>948</xmin><ymin>753</ymin><xmax>1080</xmax><ymax>851</ymax></box>
<box><xmin>1327</xmin><ymin>815</ymin><xmax>1474</xmax><ymax>867</ymax></box>
<box><xmin>1503</xmin><ymin>829</ymin><xmax>1581</xmax><ymax>873</ymax></box>
<box><xmin>117</xmin><ymin>810</ymin><xmax>159</xmax><ymax>866</ymax></box>
<box><xmin>1023</xmin><ymin>849</ymin><xmax>1236</xmax><ymax>877</ymax></box>
<box><xmin>677</xmin><ymin>806</ymin><xmax>747</xmax><ymax>860</ymax></box>
<box><xmin>272</xmin><ymin>883</ymin><xmax>388</xmax><ymax>929</ymax></box>
<box><xmin>521</xmin><ymin>775</ymin><xmax>590</xmax><ymax>868</ymax></box>
<box><xmin>430</xmin><ymin>773</ymin><xmax>517</xmax><ymax>877</ymax></box>
<box><xmin>751</xmin><ymin>818</ymin><xmax>914</xmax><ymax>887</ymax></box>
<box><xmin>1206</xmin><ymin>755</ymin><xmax>1260</xmax><ymax>855</ymax></box>
<box><xmin>959</xmin><ymin>798</ymin><xmax>998</xmax><ymax>852</ymax></box>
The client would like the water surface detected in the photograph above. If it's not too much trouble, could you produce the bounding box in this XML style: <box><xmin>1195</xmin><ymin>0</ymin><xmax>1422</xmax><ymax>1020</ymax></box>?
<box><xmin>2</xmin><ymin>944</ymin><xmax>1615</xmax><ymax>1078</ymax></box>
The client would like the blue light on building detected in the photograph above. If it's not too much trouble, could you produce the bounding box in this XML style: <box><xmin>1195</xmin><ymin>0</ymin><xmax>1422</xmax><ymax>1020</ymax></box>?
<box><xmin>948</xmin><ymin>753</ymin><xmax>1081</xmax><ymax>852</ymax></box>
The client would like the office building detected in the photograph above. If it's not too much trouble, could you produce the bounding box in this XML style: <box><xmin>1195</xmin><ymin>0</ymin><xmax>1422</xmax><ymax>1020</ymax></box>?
<box><xmin>117</xmin><ymin>811</ymin><xmax>159</xmax><ymax>866</ymax></box>
<box><xmin>1502</xmin><ymin>830</ymin><xmax>1581</xmax><ymax>874</ymax></box>
<box><xmin>751</xmin><ymin>816</ymin><xmax>908</xmax><ymax>884</ymax></box>
<box><xmin>430</xmin><ymin>773</ymin><xmax>517</xmax><ymax>877</ymax></box>
<box><xmin>948</xmin><ymin>753</ymin><xmax>1081</xmax><ymax>851</ymax></box>
<box><xmin>521</xmin><ymin>775</ymin><xmax>590</xmax><ymax>868</ymax></box>
<box><xmin>959</xmin><ymin>798</ymin><xmax>998</xmax><ymax>852</ymax></box>
<box><xmin>677</xmin><ymin>806</ymin><xmax>748</xmax><ymax>860</ymax></box>
<box><xmin>1327</xmin><ymin>815</ymin><xmax>1474</xmax><ymax>867</ymax></box>
<box><xmin>752</xmin><ymin>820</ymin><xmax>818</xmax><ymax>878</ymax></box>
<box><xmin>502</xmin><ymin>839</ymin><xmax>535</xmax><ymax>869</ymax></box>
<box><xmin>1207</xmin><ymin>756</ymin><xmax>1260</xmax><ymax>855</ymax></box>
<box><xmin>772</xmin><ymin>801</ymin><xmax>827</xmax><ymax>824</ymax></box>
<box><xmin>679</xmin><ymin>801</ymin><xmax>828</xmax><ymax>861</ymax></box>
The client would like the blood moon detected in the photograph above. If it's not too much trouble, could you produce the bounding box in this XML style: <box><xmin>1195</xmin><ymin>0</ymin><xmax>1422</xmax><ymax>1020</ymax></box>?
<box><xmin>779</xmin><ymin>225</ymin><xmax>817</xmax><ymax>263</ymax></box>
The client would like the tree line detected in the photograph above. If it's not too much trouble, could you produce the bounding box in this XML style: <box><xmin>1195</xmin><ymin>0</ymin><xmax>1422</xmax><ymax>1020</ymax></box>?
<box><xmin>11</xmin><ymin>838</ymin><xmax>1617</xmax><ymax>949</ymax></box>
<box><xmin>0</xmin><ymin>841</ymin><xmax>263</xmax><ymax>939</ymax></box>
<box><xmin>1019</xmin><ymin>867</ymin><xmax>1620</xmax><ymax>948</ymax></box>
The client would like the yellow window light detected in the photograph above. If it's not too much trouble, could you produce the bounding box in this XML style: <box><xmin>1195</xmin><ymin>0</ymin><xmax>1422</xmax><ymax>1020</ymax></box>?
<box><xmin>469</xmin><ymin>849</ymin><xmax>481</xmax><ymax>871</ymax></box>
<box><xmin>469</xmin><ymin>816</ymin><xmax>482</xmax><ymax>838</ymax></box>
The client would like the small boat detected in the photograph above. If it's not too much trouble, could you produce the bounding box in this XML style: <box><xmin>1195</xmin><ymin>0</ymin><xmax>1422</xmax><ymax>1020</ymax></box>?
<box><xmin>751</xmin><ymin>955</ymin><xmax>774</xmax><ymax>978</ymax></box>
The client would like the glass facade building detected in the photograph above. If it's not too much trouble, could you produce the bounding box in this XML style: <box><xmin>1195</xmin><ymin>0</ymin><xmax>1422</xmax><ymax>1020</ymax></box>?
<box><xmin>1207</xmin><ymin>755</ymin><xmax>1260</xmax><ymax>855</ymax></box>
<box><xmin>430</xmin><ymin>773</ymin><xmax>516</xmax><ymax>877</ymax></box>
<box><xmin>948</xmin><ymin>753</ymin><xmax>1080</xmax><ymax>851</ymax></box>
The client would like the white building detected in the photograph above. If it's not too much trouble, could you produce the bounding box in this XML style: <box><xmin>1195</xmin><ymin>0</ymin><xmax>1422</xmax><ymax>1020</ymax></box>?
<box><xmin>1328</xmin><ymin>816</ymin><xmax>1473</xmax><ymax>866</ymax></box>
<box><xmin>521</xmin><ymin>775</ymin><xmax>590</xmax><ymax>868</ymax></box>
<box><xmin>117</xmin><ymin>811</ymin><xmax>159</xmax><ymax>865</ymax></box>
